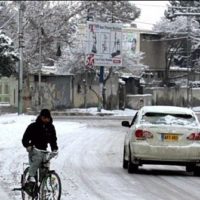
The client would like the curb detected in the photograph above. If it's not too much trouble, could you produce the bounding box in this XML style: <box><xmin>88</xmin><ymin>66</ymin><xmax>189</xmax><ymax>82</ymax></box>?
<box><xmin>27</xmin><ymin>111</ymin><xmax>114</xmax><ymax>117</ymax></box>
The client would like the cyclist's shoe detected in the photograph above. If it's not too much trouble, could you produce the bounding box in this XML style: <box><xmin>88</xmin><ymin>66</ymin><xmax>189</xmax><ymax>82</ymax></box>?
<box><xmin>28</xmin><ymin>176</ymin><xmax>36</xmax><ymax>182</ymax></box>
<box><xmin>24</xmin><ymin>182</ymin><xmax>35</xmax><ymax>197</ymax></box>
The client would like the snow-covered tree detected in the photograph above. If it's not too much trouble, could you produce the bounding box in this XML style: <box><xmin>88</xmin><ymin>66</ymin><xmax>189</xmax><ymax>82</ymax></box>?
<box><xmin>1</xmin><ymin>1</ymin><xmax>142</xmax><ymax>73</ymax></box>
<box><xmin>0</xmin><ymin>31</ymin><xmax>18</xmax><ymax>76</ymax></box>
<box><xmin>1</xmin><ymin>1</ymin><xmax>143</xmax><ymax>109</ymax></box>
<box><xmin>165</xmin><ymin>0</ymin><xmax>200</xmax><ymax>22</ymax></box>
<box><xmin>54</xmin><ymin>1</ymin><xmax>142</xmax><ymax>109</ymax></box>
<box><xmin>22</xmin><ymin>1</ymin><xmax>84</xmax><ymax>66</ymax></box>
<box><xmin>0</xmin><ymin>1</ymin><xmax>85</xmax><ymax>70</ymax></box>
<box><xmin>153</xmin><ymin>0</ymin><xmax>200</xmax><ymax>84</ymax></box>
<box><xmin>153</xmin><ymin>16</ymin><xmax>188</xmax><ymax>71</ymax></box>
<box><xmin>57</xmin><ymin>1</ymin><xmax>142</xmax><ymax>72</ymax></box>
<box><xmin>78</xmin><ymin>1</ymin><xmax>140</xmax><ymax>23</ymax></box>
<box><xmin>154</xmin><ymin>16</ymin><xmax>188</xmax><ymax>34</ymax></box>
<box><xmin>122</xmin><ymin>51</ymin><xmax>147</xmax><ymax>75</ymax></box>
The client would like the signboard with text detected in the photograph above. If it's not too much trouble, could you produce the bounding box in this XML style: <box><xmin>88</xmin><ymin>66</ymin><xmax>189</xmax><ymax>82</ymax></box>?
<box><xmin>122</xmin><ymin>31</ymin><xmax>138</xmax><ymax>54</ymax></box>
<box><xmin>85</xmin><ymin>22</ymin><xmax>122</xmax><ymax>67</ymax></box>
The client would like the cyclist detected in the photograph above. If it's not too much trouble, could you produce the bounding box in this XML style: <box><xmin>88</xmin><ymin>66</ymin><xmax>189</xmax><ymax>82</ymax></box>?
<box><xmin>22</xmin><ymin>108</ymin><xmax>58</xmax><ymax>195</ymax></box>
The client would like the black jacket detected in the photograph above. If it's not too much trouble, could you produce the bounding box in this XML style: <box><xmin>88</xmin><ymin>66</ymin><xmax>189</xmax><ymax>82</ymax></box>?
<box><xmin>22</xmin><ymin>116</ymin><xmax>58</xmax><ymax>151</ymax></box>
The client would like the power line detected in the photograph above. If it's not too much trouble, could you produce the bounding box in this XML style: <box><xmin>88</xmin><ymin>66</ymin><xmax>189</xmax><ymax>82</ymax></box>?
<box><xmin>135</xmin><ymin>21</ymin><xmax>154</xmax><ymax>25</ymax></box>
<box><xmin>0</xmin><ymin>13</ymin><xmax>17</xmax><ymax>29</ymax></box>
<box><xmin>132</xmin><ymin>2</ymin><xmax>168</xmax><ymax>8</ymax></box>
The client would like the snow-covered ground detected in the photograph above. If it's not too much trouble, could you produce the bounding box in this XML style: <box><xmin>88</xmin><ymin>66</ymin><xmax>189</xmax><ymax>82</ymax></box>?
<box><xmin>64</xmin><ymin>106</ymin><xmax>200</xmax><ymax>115</ymax></box>
<box><xmin>62</xmin><ymin>107</ymin><xmax>136</xmax><ymax>116</ymax></box>
<box><xmin>1</xmin><ymin>107</ymin><xmax>200</xmax><ymax>199</ymax></box>
<box><xmin>0</xmin><ymin>108</ymin><xmax>136</xmax><ymax>199</ymax></box>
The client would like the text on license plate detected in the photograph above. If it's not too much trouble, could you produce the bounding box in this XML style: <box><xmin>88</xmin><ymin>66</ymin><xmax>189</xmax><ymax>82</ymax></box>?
<box><xmin>163</xmin><ymin>134</ymin><xmax>179</xmax><ymax>141</ymax></box>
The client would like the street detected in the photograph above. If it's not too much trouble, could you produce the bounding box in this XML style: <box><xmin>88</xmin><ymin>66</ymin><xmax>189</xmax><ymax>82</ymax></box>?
<box><xmin>57</xmin><ymin>117</ymin><xmax>200</xmax><ymax>200</ymax></box>
<box><xmin>1</xmin><ymin>1</ymin><xmax>200</xmax><ymax>199</ymax></box>
<box><xmin>1</xmin><ymin>115</ymin><xmax>200</xmax><ymax>200</ymax></box>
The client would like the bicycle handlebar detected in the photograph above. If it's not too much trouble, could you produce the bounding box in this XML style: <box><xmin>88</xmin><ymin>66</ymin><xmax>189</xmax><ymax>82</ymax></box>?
<box><xmin>34</xmin><ymin>147</ymin><xmax>58</xmax><ymax>154</ymax></box>
<box><xmin>33</xmin><ymin>147</ymin><xmax>58</xmax><ymax>162</ymax></box>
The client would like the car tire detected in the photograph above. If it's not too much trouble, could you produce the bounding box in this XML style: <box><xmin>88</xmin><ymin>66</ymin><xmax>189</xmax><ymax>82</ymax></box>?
<box><xmin>186</xmin><ymin>164</ymin><xmax>195</xmax><ymax>172</ymax></box>
<box><xmin>128</xmin><ymin>152</ymin><xmax>138</xmax><ymax>174</ymax></box>
<box><xmin>123</xmin><ymin>147</ymin><xmax>128</xmax><ymax>169</ymax></box>
<box><xmin>193</xmin><ymin>166</ymin><xmax>200</xmax><ymax>176</ymax></box>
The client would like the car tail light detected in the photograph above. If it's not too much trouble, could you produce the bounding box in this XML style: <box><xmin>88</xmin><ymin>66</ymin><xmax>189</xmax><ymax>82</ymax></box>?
<box><xmin>135</xmin><ymin>129</ymin><xmax>153</xmax><ymax>139</ymax></box>
<box><xmin>187</xmin><ymin>133</ymin><xmax>200</xmax><ymax>140</ymax></box>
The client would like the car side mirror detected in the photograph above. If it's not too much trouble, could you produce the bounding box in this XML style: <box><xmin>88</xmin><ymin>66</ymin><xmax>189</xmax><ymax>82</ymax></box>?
<box><xmin>121</xmin><ymin>121</ymin><xmax>130</xmax><ymax>127</ymax></box>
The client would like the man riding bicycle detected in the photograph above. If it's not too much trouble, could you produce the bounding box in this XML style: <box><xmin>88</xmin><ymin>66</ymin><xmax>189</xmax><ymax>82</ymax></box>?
<box><xmin>22</xmin><ymin>109</ymin><xmax>58</xmax><ymax>195</ymax></box>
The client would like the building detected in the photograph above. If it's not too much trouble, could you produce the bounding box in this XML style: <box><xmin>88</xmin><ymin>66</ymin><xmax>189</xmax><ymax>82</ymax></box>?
<box><xmin>4</xmin><ymin>24</ymin><xmax>200</xmax><ymax>112</ymax></box>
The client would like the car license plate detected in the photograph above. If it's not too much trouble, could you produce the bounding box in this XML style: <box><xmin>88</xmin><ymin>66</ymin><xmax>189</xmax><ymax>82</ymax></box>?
<box><xmin>163</xmin><ymin>134</ymin><xmax>179</xmax><ymax>141</ymax></box>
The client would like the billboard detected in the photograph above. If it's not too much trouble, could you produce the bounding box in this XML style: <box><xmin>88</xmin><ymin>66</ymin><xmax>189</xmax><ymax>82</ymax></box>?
<box><xmin>122</xmin><ymin>31</ymin><xmax>138</xmax><ymax>54</ymax></box>
<box><xmin>85</xmin><ymin>22</ymin><xmax>122</xmax><ymax>67</ymax></box>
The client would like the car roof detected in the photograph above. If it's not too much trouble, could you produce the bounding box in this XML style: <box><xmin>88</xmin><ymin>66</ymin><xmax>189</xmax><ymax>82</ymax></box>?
<box><xmin>141</xmin><ymin>106</ymin><xmax>195</xmax><ymax>115</ymax></box>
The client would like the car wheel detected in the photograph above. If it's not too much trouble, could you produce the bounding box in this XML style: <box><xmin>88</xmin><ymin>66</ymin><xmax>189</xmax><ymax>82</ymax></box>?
<box><xmin>123</xmin><ymin>147</ymin><xmax>128</xmax><ymax>169</ymax></box>
<box><xmin>193</xmin><ymin>166</ymin><xmax>200</xmax><ymax>176</ymax></box>
<box><xmin>128</xmin><ymin>152</ymin><xmax>138</xmax><ymax>174</ymax></box>
<box><xmin>186</xmin><ymin>164</ymin><xmax>195</xmax><ymax>172</ymax></box>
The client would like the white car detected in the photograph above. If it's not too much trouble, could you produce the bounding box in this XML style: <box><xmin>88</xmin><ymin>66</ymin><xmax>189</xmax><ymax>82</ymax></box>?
<box><xmin>122</xmin><ymin>106</ymin><xmax>200</xmax><ymax>174</ymax></box>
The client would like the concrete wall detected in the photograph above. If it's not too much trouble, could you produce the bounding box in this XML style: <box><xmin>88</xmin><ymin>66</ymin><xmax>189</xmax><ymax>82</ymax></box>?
<box><xmin>144</xmin><ymin>87</ymin><xmax>187</xmax><ymax>106</ymax></box>
<box><xmin>191</xmin><ymin>88</ymin><xmax>200</xmax><ymax>107</ymax></box>
<box><xmin>126</xmin><ymin>87</ymin><xmax>200</xmax><ymax>109</ymax></box>
<box><xmin>23</xmin><ymin>72</ymin><xmax>120</xmax><ymax>111</ymax></box>
<box><xmin>24</xmin><ymin>74</ymin><xmax>73</xmax><ymax>111</ymax></box>
<box><xmin>73</xmin><ymin>72</ymin><xmax>98</xmax><ymax>108</ymax></box>
<box><xmin>143</xmin><ymin>86</ymin><xmax>200</xmax><ymax>107</ymax></box>
<box><xmin>73</xmin><ymin>72</ymin><xmax>119</xmax><ymax>109</ymax></box>
<box><xmin>126</xmin><ymin>94</ymin><xmax>152</xmax><ymax>110</ymax></box>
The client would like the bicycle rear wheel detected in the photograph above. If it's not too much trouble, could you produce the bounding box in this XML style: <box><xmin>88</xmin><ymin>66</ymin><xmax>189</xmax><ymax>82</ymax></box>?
<box><xmin>39</xmin><ymin>171</ymin><xmax>61</xmax><ymax>200</ymax></box>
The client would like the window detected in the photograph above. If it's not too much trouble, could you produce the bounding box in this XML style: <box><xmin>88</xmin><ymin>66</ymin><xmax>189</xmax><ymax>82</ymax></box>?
<box><xmin>0</xmin><ymin>80</ymin><xmax>10</xmax><ymax>103</ymax></box>
<box><xmin>77</xmin><ymin>84</ymin><xmax>81</xmax><ymax>93</ymax></box>
<box><xmin>5</xmin><ymin>84</ymin><xmax>9</xmax><ymax>94</ymax></box>
<box><xmin>141</xmin><ymin>112</ymin><xmax>197</xmax><ymax>126</ymax></box>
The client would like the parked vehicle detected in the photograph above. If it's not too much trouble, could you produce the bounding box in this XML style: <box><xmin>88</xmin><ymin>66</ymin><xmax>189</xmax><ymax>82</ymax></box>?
<box><xmin>122</xmin><ymin>105</ymin><xmax>200</xmax><ymax>175</ymax></box>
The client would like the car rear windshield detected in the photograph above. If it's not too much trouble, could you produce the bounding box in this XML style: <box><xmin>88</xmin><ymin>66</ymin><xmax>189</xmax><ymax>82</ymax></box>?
<box><xmin>141</xmin><ymin>112</ymin><xmax>197</xmax><ymax>126</ymax></box>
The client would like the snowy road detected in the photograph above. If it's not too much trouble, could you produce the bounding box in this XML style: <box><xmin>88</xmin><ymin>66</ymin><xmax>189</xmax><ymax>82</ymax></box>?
<box><xmin>1</xmin><ymin>115</ymin><xmax>200</xmax><ymax>199</ymax></box>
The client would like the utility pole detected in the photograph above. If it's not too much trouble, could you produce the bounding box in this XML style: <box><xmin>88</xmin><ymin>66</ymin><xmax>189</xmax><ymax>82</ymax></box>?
<box><xmin>84</xmin><ymin>7</ymin><xmax>94</xmax><ymax>109</ymax></box>
<box><xmin>99</xmin><ymin>66</ymin><xmax>104</xmax><ymax>111</ymax></box>
<box><xmin>186</xmin><ymin>15</ymin><xmax>191</xmax><ymax>107</ymax></box>
<box><xmin>37</xmin><ymin>10</ymin><xmax>44</xmax><ymax>111</ymax></box>
<box><xmin>99</xmin><ymin>3</ymin><xmax>114</xmax><ymax>111</ymax></box>
<box><xmin>38</xmin><ymin>26</ymin><xmax>42</xmax><ymax>110</ymax></box>
<box><xmin>18</xmin><ymin>2</ymin><xmax>24</xmax><ymax>115</ymax></box>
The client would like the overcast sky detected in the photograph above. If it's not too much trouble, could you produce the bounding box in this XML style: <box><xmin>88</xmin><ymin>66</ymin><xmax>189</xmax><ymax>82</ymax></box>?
<box><xmin>132</xmin><ymin>1</ymin><xmax>169</xmax><ymax>30</ymax></box>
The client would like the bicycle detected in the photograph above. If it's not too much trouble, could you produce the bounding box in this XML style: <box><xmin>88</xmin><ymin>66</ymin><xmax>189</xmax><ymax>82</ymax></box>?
<box><xmin>19</xmin><ymin>148</ymin><xmax>62</xmax><ymax>200</ymax></box>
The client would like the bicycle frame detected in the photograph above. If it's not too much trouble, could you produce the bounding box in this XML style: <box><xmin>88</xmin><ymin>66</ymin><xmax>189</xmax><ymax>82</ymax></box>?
<box><xmin>20</xmin><ymin>148</ymin><xmax>61</xmax><ymax>200</ymax></box>
<box><xmin>22</xmin><ymin>148</ymin><xmax>57</xmax><ymax>181</ymax></box>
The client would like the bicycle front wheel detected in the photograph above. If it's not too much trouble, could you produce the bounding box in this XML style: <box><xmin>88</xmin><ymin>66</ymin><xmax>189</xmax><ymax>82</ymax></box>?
<box><xmin>39</xmin><ymin>171</ymin><xmax>61</xmax><ymax>200</ymax></box>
